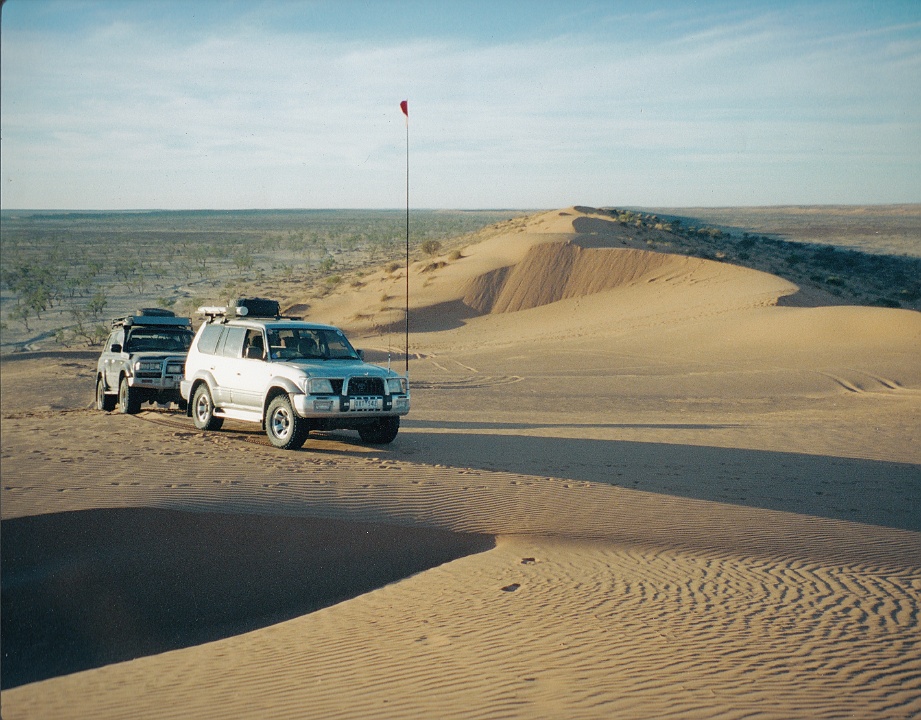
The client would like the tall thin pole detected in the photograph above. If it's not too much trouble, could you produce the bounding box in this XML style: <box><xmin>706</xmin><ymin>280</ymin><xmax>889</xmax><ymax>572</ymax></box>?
<box><xmin>401</xmin><ymin>100</ymin><xmax>409</xmax><ymax>376</ymax></box>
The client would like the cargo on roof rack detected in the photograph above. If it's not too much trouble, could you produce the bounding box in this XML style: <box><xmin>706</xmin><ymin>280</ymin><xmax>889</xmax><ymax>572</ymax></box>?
<box><xmin>233</xmin><ymin>297</ymin><xmax>280</xmax><ymax>318</ymax></box>
<box><xmin>198</xmin><ymin>297</ymin><xmax>284</xmax><ymax>321</ymax></box>
<box><xmin>111</xmin><ymin>310</ymin><xmax>191</xmax><ymax>329</ymax></box>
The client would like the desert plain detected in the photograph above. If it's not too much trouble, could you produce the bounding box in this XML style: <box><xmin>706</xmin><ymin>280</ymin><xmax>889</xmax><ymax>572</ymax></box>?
<box><xmin>2</xmin><ymin>206</ymin><xmax>920</xmax><ymax>719</ymax></box>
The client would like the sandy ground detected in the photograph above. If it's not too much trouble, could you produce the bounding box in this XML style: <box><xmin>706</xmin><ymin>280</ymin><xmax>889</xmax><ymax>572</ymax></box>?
<box><xmin>2</xmin><ymin>207</ymin><xmax>920</xmax><ymax>719</ymax></box>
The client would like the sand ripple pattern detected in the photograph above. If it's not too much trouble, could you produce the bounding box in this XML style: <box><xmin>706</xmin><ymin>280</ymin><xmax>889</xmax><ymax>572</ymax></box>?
<box><xmin>2</xmin><ymin>411</ymin><xmax>920</xmax><ymax>719</ymax></box>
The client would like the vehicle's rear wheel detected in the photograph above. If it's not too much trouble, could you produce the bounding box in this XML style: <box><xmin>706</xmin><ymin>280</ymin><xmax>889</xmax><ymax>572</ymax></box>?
<box><xmin>266</xmin><ymin>394</ymin><xmax>309</xmax><ymax>450</ymax></box>
<box><xmin>192</xmin><ymin>384</ymin><xmax>224</xmax><ymax>431</ymax></box>
<box><xmin>358</xmin><ymin>416</ymin><xmax>400</xmax><ymax>444</ymax></box>
<box><xmin>118</xmin><ymin>377</ymin><xmax>142</xmax><ymax>414</ymax></box>
<box><xmin>96</xmin><ymin>376</ymin><xmax>116</xmax><ymax>411</ymax></box>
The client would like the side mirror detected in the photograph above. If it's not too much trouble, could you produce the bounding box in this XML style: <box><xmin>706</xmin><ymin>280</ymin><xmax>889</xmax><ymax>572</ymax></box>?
<box><xmin>356</xmin><ymin>349</ymin><xmax>365</xmax><ymax>360</ymax></box>
<box><xmin>111</xmin><ymin>344</ymin><xmax>122</xmax><ymax>353</ymax></box>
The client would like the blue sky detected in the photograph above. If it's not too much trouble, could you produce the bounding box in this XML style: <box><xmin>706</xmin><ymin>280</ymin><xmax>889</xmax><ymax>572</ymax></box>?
<box><xmin>1</xmin><ymin>0</ymin><xmax>919</xmax><ymax>209</ymax></box>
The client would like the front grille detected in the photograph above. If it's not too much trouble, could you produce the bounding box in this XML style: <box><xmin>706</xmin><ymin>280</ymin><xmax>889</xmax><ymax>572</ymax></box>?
<box><xmin>346</xmin><ymin>376</ymin><xmax>384</xmax><ymax>396</ymax></box>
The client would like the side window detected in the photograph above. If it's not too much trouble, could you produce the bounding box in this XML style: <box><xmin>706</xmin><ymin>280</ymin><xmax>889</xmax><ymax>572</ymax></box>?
<box><xmin>197</xmin><ymin>324</ymin><xmax>224</xmax><ymax>355</ymax></box>
<box><xmin>218</xmin><ymin>327</ymin><xmax>247</xmax><ymax>358</ymax></box>
<box><xmin>243</xmin><ymin>329</ymin><xmax>265</xmax><ymax>359</ymax></box>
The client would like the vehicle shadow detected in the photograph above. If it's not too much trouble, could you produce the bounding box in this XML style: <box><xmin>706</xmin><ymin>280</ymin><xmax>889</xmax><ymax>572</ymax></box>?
<box><xmin>314</xmin><ymin>423</ymin><xmax>921</xmax><ymax>534</ymax></box>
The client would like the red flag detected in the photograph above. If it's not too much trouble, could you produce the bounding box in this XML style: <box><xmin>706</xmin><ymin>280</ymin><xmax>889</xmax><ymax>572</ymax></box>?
<box><xmin>400</xmin><ymin>100</ymin><xmax>408</xmax><ymax>117</ymax></box>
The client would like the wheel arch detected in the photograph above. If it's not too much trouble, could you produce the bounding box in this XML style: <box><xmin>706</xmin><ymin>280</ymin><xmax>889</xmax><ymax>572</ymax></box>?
<box><xmin>262</xmin><ymin>379</ymin><xmax>303</xmax><ymax>429</ymax></box>
<box><xmin>263</xmin><ymin>383</ymin><xmax>293</xmax><ymax>414</ymax></box>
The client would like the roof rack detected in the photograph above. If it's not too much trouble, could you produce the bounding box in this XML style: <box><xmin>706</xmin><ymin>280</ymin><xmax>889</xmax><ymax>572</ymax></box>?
<box><xmin>135</xmin><ymin>307</ymin><xmax>176</xmax><ymax>318</ymax></box>
<box><xmin>111</xmin><ymin>312</ymin><xmax>192</xmax><ymax>329</ymax></box>
<box><xmin>198</xmin><ymin>297</ymin><xmax>300</xmax><ymax>322</ymax></box>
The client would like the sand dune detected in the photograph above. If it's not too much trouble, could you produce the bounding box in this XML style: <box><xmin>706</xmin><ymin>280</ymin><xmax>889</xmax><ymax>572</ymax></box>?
<box><xmin>2</xmin><ymin>207</ymin><xmax>919</xmax><ymax>719</ymax></box>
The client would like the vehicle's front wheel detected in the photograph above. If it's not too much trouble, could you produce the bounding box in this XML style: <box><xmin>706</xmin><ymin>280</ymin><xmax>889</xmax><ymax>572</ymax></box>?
<box><xmin>96</xmin><ymin>376</ymin><xmax>116</xmax><ymax>411</ymax></box>
<box><xmin>118</xmin><ymin>377</ymin><xmax>142</xmax><ymax>414</ymax></box>
<box><xmin>265</xmin><ymin>394</ymin><xmax>309</xmax><ymax>450</ymax></box>
<box><xmin>192</xmin><ymin>384</ymin><xmax>224</xmax><ymax>431</ymax></box>
<box><xmin>358</xmin><ymin>416</ymin><xmax>400</xmax><ymax>444</ymax></box>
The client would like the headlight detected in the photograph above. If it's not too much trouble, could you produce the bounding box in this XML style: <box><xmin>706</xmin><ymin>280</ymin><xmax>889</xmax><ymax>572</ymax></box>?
<box><xmin>307</xmin><ymin>378</ymin><xmax>335</xmax><ymax>394</ymax></box>
<box><xmin>135</xmin><ymin>361</ymin><xmax>161</xmax><ymax>372</ymax></box>
<box><xmin>386</xmin><ymin>377</ymin><xmax>408</xmax><ymax>394</ymax></box>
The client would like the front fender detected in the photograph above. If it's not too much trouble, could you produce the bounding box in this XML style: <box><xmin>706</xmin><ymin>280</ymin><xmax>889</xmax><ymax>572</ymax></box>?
<box><xmin>262</xmin><ymin>378</ymin><xmax>303</xmax><ymax>413</ymax></box>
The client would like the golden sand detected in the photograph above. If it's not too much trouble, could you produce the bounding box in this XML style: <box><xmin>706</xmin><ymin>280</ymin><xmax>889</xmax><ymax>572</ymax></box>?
<box><xmin>2</xmin><ymin>207</ymin><xmax>919</xmax><ymax>719</ymax></box>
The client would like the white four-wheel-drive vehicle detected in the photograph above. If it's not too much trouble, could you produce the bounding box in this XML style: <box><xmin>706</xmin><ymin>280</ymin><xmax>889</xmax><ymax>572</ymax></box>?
<box><xmin>95</xmin><ymin>309</ymin><xmax>194</xmax><ymax>414</ymax></box>
<box><xmin>180</xmin><ymin>298</ymin><xmax>410</xmax><ymax>450</ymax></box>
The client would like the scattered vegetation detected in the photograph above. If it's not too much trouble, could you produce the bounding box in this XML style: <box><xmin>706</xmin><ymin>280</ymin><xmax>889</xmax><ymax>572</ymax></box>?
<box><xmin>0</xmin><ymin>209</ymin><xmax>525</xmax><ymax>351</ymax></box>
<box><xmin>597</xmin><ymin>207</ymin><xmax>921</xmax><ymax>311</ymax></box>
<box><xmin>2</xmin><ymin>205</ymin><xmax>916</xmax><ymax>352</ymax></box>
<box><xmin>420</xmin><ymin>239</ymin><xmax>443</xmax><ymax>256</ymax></box>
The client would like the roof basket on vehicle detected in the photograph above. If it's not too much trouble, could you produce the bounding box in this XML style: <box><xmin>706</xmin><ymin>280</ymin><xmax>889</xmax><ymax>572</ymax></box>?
<box><xmin>197</xmin><ymin>297</ymin><xmax>284</xmax><ymax>321</ymax></box>
<box><xmin>232</xmin><ymin>297</ymin><xmax>281</xmax><ymax>318</ymax></box>
<box><xmin>111</xmin><ymin>309</ymin><xmax>191</xmax><ymax>328</ymax></box>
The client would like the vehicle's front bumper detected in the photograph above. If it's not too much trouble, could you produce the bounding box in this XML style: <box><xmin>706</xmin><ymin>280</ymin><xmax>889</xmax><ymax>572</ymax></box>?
<box><xmin>128</xmin><ymin>376</ymin><xmax>182</xmax><ymax>390</ymax></box>
<box><xmin>292</xmin><ymin>393</ymin><xmax>410</xmax><ymax>418</ymax></box>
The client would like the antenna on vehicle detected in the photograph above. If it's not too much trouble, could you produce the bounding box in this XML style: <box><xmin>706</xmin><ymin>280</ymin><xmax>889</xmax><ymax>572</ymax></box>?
<box><xmin>401</xmin><ymin>99</ymin><xmax>410</xmax><ymax>378</ymax></box>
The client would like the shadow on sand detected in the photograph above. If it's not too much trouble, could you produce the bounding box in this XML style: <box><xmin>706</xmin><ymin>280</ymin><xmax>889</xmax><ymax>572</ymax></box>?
<box><xmin>1</xmin><ymin>508</ymin><xmax>494</xmax><ymax>689</ymax></box>
<box><xmin>359</xmin><ymin>421</ymin><xmax>921</xmax><ymax>534</ymax></box>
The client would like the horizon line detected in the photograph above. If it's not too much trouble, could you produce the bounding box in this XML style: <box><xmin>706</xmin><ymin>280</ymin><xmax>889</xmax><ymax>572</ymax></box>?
<box><xmin>3</xmin><ymin>203</ymin><xmax>920</xmax><ymax>215</ymax></box>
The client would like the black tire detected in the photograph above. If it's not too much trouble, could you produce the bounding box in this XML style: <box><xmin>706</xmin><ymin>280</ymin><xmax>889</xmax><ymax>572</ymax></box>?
<box><xmin>118</xmin><ymin>376</ymin><xmax>142</xmax><ymax>415</ymax></box>
<box><xmin>192</xmin><ymin>384</ymin><xmax>224</xmax><ymax>431</ymax></box>
<box><xmin>358</xmin><ymin>416</ymin><xmax>400</xmax><ymax>444</ymax></box>
<box><xmin>265</xmin><ymin>394</ymin><xmax>309</xmax><ymax>450</ymax></box>
<box><xmin>96</xmin><ymin>376</ymin><xmax>116</xmax><ymax>412</ymax></box>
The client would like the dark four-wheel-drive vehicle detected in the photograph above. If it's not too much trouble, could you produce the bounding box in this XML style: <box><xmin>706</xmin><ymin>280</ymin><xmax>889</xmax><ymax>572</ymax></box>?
<box><xmin>180</xmin><ymin>298</ymin><xmax>410</xmax><ymax>450</ymax></box>
<box><xmin>95</xmin><ymin>309</ymin><xmax>194</xmax><ymax>414</ymax></box>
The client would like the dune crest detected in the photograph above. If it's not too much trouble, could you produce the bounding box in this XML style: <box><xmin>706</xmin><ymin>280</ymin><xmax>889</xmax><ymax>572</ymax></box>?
<box><xmin>453</xmin><ymin>207</ymin><xmax>800</xmax><ymax>318</ymax></box>
<box><xmin>311</xmin><ymin>207</ymin><xmax>799</xmax><ymax>337</ymax></box>
<box><xmin>463</xmin><ymin>243</ymin><xmax>756</xmax><ymax>315</ymax></box>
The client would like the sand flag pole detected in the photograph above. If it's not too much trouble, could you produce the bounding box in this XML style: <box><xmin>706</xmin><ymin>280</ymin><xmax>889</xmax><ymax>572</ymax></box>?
<box><xmin>401</xmin><ymin>99</ymin><xmax>410</xmax><ymax>376</ymax></box>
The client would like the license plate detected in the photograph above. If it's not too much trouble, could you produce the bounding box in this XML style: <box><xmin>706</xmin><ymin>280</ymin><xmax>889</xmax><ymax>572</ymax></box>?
<box><xmin>350</xmin><ymin>397</ymin><xmax>382</xmax><ymax>411</ymax></box>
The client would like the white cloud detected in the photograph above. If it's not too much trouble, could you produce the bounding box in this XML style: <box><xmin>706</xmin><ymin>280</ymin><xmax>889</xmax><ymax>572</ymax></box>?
<box><xmin>1</xmin><ymin>2</ymin><xmax>919</xmax><ymax>208</ymax></box>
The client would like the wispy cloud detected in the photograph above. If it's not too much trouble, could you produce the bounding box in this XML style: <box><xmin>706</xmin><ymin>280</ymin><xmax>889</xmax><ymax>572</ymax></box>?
<box><xmin>1</xmin><ymin>1</ymin><xmax>919</xmax><ymax>208</ymax></box>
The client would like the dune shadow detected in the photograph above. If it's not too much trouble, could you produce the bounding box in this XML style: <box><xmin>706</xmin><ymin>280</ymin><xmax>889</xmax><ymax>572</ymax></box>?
<box><xmin>0</xmin><ymin>508</ymin><xmax>494</xmax><ymax>689</ymax></box>
<box><xmin>407</xmin><ymin>299</ymin><xmax>482</xmax><ymax>333</ymax></box>
<box><xmin>390</xmin><ymin>429</ymin><xmax>921</xmax><ymax>534</ymax></box>
<box><xmin>405</xmin><ymin>419</ymin><xmax>742</xmax><ymax>432</ymax></box>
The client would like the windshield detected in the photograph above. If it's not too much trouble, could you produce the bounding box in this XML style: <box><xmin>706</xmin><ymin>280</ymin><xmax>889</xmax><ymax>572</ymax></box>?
<box><xmin>267</xmin><ymin>327</ymin><xmax>360</xmax><ymax>361</ymax></box>
<box><xmin>125</xmin><ymin>327</ymin><xmax>194</xmax><ymax>353</ymax></box>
